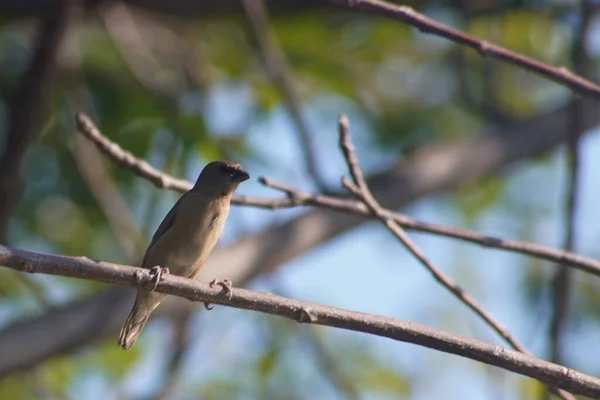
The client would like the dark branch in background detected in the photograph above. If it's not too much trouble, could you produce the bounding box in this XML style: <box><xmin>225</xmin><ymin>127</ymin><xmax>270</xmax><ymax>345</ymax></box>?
<box><xmin>450</xmin><ymin>4</ymin><xmax>513</xmax><ymax>125</ymax></box>
<box><xmin>2</xmin><ymin>102</ymin><xmax>598</xmax><ymax>378</ymax></box>
<box><xmin>62</xmin><ymin>32</ymin><xmax>147</xmax><ymax>263</ymax></box>
<box><xmin>0</xmin><ymin>0</ymin><xmax>77</xmax><ymax>243</ymax></box>
<box><xmin>1</xmin><ymin>246</ymin><xmax>600</xmax><ymax>398</ymax></box>
<box><xmin>330</xmin><ymin>0</ymin><xmax>600</xmax><ymax>99</ymax></box>
<box><xmin>548</xmin><ymin>0</ymin><xmax>595</xmax><ymax>373</ymax></box>
<box><xmin>72</xmin><ymin>132</ymin><xmax>146</xmax><ymax>261</ymax></box>
<box><xmin>149</xmin><ymin>310</ymin><xmax>193</xmax><ymax>400</ymax></box>
<box><xmin>337</xmin><ymin>116</ymin><xmax>573</xmax><ymax>399</ymax></box>
<box><xmin>1</xmin><ymin>0</ymin><xmax>327</xmax><ymax>19</ymax></box>
<box><xmin>76</xmin><ymin>112</ymin><xmax>600</xmax><ymax>278</ymax></box>
<box><xmin>241</xmin><ymin>0</ymin><xmax>327</xmax><ymax>190</ymax></box>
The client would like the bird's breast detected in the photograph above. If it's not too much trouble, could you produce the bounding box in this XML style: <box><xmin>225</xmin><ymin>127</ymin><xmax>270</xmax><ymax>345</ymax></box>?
<box><xmin>145</xmin><ymin>196</ymin><xmax>230</xmax><ymax>277</ymax></box>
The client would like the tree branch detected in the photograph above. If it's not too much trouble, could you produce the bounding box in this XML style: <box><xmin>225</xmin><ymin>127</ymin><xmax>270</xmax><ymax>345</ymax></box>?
<box><xmin>1</xmin><ymin>245</ymin><xmax>599</xmax><ymax>398</ymax></box>
<box><xmin>337</xmin><ymin>115</ymin><xmax>573</xmax><ymax>400</ymax></box>
<box><xmin>330</xmin><ymin>0</ymin><xmax>600</xmax><ymax>99</ymax></box>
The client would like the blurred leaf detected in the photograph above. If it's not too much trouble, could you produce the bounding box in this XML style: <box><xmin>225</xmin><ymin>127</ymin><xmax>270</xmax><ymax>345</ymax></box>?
<box><xmin>38</xmin><ymin>356</ymin><xmax>76</xmax><ymax>397</ymax></box>
<box><xmin>177</xmin><ymin>114</ymin><xmax>207</xmax><ymax>147</ymax></box>
<box><xmin>257</xmin><ymin>346</ymin><xmax>278</xmax><ymax>382</ymax></box>
<box><xmin>519</xmin><ymin>376</ymin><xmax>545</xmax><ymax>400</ymax></box>
<box><xmin>198</xmin><ymin>378</ymin><xmax>241</xmax><ymax>400</ymax></box>
<box><xmin>455</xmin><ymin>176</ymin><xmax>507</xmax><ymax>223</ymax></box>
<box><xmin>354</xmin><ymin>363</ymin><xmax>410</xmax><ymax>396</ymax></box>
<box><xmin>82</xmin><ymin>339</ymin><xmax>142</xmax><ymax>380</ymax></box>
<box><xmin>0</xmin><ymin>269</ymin><xmax>28</xmax><ymax>298</ymax></box>
<box><xmin>253</xmin><ymin>81</ymin><xmax>280</xmax><ymax>112</ymax></box>
<box><xmin>0</xmin><ymin>374</ymin><xmax>34</xmax><ymax>399</ymax></box>
<box><xmin>371</xmin><ymin>107</ymin><xmax>437</xmax><ymax>152</ymax></box>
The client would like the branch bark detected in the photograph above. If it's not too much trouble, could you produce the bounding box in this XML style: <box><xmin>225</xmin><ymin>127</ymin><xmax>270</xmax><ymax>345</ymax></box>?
<box><xmin>330</xmin><ymin>0</ymin><xmax>600</xmax><ymax>99</ymax></box>
<box><xmin>1</xmin><ymin>245</ymin><xmax>600</xmax><ymax>398</ymax></box>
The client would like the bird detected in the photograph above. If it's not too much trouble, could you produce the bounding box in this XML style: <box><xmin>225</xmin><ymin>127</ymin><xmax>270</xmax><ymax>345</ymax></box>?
<box><xmin>118</xmin><ymin>160</ymin><xmax>250</xmax><ymax>350</ymax></box>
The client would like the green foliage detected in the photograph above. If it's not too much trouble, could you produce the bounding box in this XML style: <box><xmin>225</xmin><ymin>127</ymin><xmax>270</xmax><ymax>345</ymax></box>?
<box><xmin>81</xmin><ymin>339</ymin><xmax>143</xmax><ymax>381</ymax></box>
<box><xmin>455</xmin><ymin>177</ymin><xmax>507</xmax><ymax>223</ymax></box>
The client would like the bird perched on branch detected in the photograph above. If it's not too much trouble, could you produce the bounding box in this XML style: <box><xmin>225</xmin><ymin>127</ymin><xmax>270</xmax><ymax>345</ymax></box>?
<box><xmin>118</xmin><ymin>160</ymin><xmax>250</xmax><ymax>350</ymax></box>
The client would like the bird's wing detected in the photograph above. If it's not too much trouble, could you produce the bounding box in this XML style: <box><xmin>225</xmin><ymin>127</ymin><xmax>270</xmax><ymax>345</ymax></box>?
<box><xmin>140</xmin><ymin>192</ymin><xmax>188</xmax><ymax>268</ymax></box>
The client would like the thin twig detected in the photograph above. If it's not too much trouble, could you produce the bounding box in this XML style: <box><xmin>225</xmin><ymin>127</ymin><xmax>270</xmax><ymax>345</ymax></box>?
<box><xmin>336</xmin><ymin>115</ymin><xmax>575</xmax><ymax>400</ymax></box>
<box><xmin>241</xmin><ymin>0</ymin><xmax>326</xmax><ymax>190</ymax></box>
<box><xmin>75</xmin><ymin>113</ymin><xmax>600</xmax><ymax>279</ymax></box>
<box><xmin>330</xmin><ymin>0</ymin><xmax>600</xmax><ymax>99</ymax></box>
<box><xmin>1</xmin><ymin>244</ymin><xmax>599</xmax><ymax>398</ymax></box>
<box><xmin>258</xmin><ymin>177</ymin><xmax>600</xmax><ymax>278</ymax></box>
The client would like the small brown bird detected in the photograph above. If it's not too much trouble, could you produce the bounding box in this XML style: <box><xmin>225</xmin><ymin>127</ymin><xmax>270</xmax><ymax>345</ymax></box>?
<box><xmin>118</xmin><ymin>160</ymin><xmax>249</xmax><ymax>350</ymax></box>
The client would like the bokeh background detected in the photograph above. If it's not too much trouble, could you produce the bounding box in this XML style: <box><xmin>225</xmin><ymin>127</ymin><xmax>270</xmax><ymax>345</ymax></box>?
<box><xmin>0</xmin><ymin>0</ymin><xmax>599</xmax><ymax>399</ymax></box>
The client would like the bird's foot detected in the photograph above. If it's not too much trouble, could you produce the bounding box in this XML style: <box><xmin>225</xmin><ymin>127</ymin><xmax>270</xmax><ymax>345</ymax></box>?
<box><xmin>210</xmin><ymin>279</ymin><xmax>233</xmax><ymax>298</ymax></box>
<box><xmin>145</xmin><ymin>266</ymin><xmax>170</xmax><ymax>292</ymax></box>
<box><xmin>204</xmin><ymin>279</ymin><xmax>233</xmax><ymax>310</ymax></box>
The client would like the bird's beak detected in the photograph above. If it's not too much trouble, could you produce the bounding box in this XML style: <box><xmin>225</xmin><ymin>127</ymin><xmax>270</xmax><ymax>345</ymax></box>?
<box><xmin>232</xmin><ymin>168</ymin><xmax>250</xmax><ymax>183</ymax></box>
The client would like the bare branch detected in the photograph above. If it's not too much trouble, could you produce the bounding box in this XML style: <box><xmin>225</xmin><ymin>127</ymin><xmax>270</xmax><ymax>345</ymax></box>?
<box><xmin>258</xmin><ymin>177</ymin><xmax>600</xmax><ymax>278</ymax></box>
<box><xmin>1</xmin><ymin>245</ymin><xmax>599</xmax><ymax>397</ymax></box>
<box><xmin>77</xmin><ymin>112</ymin><xmax>600</xmax><ymax>278</ymax></box>
<box><xmin>337</xmin><ymin>115</ymin><xmax>575</xmax><ymax>400</ymax></box>
<box><xmin>75</xmin><ymin>112</ymin><xmax>299</xmax><ymax>208</ymax></box>
<box><xmin>330</xmin><ymin>0</ymin><xmax>600</xmax><ymax>99</ymax></box>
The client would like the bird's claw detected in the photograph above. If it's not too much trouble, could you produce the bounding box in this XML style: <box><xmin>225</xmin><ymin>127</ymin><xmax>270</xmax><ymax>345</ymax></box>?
<box><xmin>204</xmin><ymin>279</ymin><xmax>233</xmax><ymax>310</ymax></box>
<box><xmin>145</xmin><ymin>266</ymin><xmax>169</xmax><ymax>292</ymax></box>
<box><xmin>210</xmin><ymin>279</ymin><xmax>233</xmax><ymax>299</ymax></box>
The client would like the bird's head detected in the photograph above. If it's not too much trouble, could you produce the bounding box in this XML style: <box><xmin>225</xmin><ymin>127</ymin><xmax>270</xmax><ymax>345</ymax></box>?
<box><xmin>194</xmin><ymin>160</ymin><xmax>250</xmax><ymax>195</ymax></box>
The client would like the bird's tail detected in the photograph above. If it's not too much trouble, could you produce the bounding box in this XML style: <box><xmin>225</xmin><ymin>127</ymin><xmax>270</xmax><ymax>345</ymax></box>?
<box><xmin>118</xmin><ymin>292</ymin><xmax>164</xmax><ymax>350</ymax></box>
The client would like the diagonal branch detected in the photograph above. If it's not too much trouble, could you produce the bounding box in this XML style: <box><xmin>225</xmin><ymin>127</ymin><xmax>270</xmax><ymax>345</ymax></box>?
<box><xmin>336</xmin><ymin>115</ymin><xmax>574</xmax><ymax>400</ymax></box>
<box><xmin>258</xmin><ymin>177</ymin><xmax>600</xmax><ymax>278</ymax></box>
<box><xmin>1</xmin><ymin>245</ymin><xmax>599</xmax><ymax>398</ymax></box>
<box><xmin>241</xmin><ymin>0</ymin><xmax>327</xmax><ymax>190</ymax></box>
<box><xmin>330</xmin><ymin>0</ymin><xmax>600</xmax><ymax>99</ymax></box>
